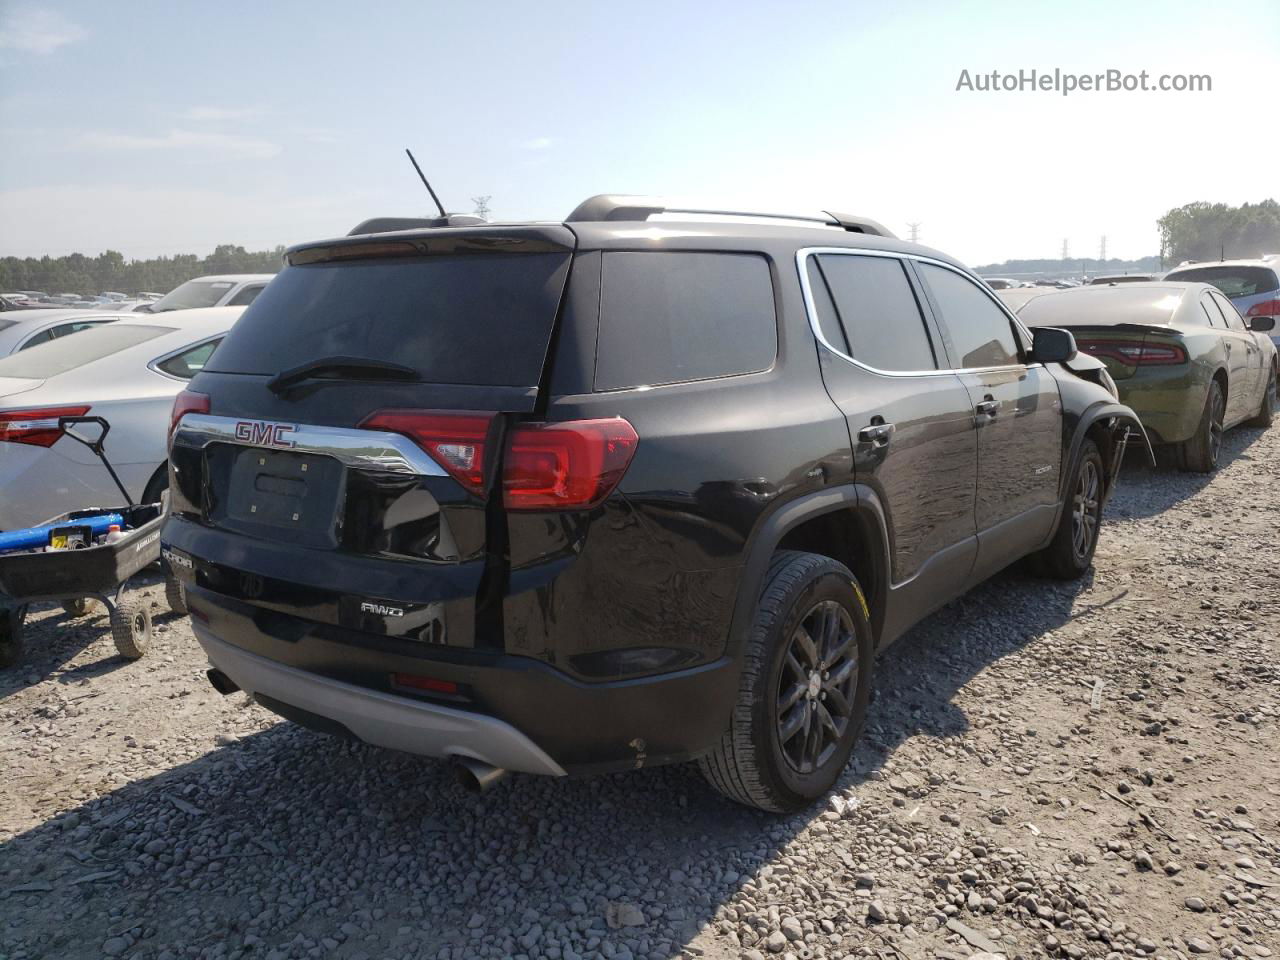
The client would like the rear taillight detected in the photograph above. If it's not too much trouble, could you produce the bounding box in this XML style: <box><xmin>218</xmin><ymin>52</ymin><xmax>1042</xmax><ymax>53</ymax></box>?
<box><xmin>360</xmin><ymin>410</ymin><xmax>495</xmax><ymax>496</ymax></box>
<box><xmin>361</xmin><ymin>410</ymin><xmax>639</xmax><ymax>510</ymax></box>
<box><xmin>0</xmin><ymin>405</ymin><xmax>90</xmax><ymax>447</ymax></box>
<box><xmin>1076</xmin><ymin>339</ymin><xmax>1188</xmax><ymax>366</ymax></box>
<box><xmin>1246</xmin><ymin>298</ymin><xmax>1280</xmax><ymax>317</ymax></box>
<box><xmin>169</xmin><ymin>390</ymin><xmax>210</xmax><ymax>440</ymax></box>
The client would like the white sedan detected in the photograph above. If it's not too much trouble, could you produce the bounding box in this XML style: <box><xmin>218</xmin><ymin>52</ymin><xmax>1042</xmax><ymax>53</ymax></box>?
<box><xmin>0</xmin><ymin>307</ymin><xmax>243</xmax><ymax>531</ymax></box>
<box><xmin>0</xmin><ymin>308</ymin><xmax>124</xmax><ymax>356</ymax></box>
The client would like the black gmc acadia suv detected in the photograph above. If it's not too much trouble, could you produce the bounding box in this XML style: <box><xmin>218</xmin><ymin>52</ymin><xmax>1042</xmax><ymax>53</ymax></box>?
<box><xmin>162</xmin><ymin>196</ymin><xmax>1147</xmax><ymax>812</ymax></box>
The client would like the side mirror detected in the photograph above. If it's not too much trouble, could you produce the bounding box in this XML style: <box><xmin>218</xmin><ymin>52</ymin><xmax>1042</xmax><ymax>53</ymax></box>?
<box><xmin>1031</xmin><ymin>326</ymin><xmax>1078</xmax><ymax>364</ymax></box>
<box><xmin>1249</xmin><ymin>315</ymin><xmax>1276</xmax><ymax>333</ymax></box>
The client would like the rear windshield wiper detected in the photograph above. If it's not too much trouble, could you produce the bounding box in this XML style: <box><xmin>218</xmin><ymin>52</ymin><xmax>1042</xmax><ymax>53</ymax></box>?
<box><xmin>267</xmin><ymin>356</ymin><xmax>422</xmax><ymax>395</ymax></box>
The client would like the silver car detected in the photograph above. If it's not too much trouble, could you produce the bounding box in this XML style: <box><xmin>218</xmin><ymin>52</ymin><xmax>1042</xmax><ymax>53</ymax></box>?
<box><xmin>0</xmin><ymin>308</ymin><xmax>124</xmax><ymax>356</ymax></box>
<box><xmin>0</xmin><ymin>307</ymin><xmax>243</xmax><ymax>530</ymax></box>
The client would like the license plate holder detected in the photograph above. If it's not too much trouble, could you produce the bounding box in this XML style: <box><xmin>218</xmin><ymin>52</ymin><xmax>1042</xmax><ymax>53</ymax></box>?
<box><xmin>220</xmin><ymin>447</ymin><xmax>346</xmax><ymax>546</ymax></box>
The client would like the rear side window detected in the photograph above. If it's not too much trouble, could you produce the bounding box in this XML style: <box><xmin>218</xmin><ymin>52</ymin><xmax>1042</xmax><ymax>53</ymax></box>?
<box><xmin>918</xmin><ymin>263</ymin><xmax>1021</xmax><ymax>369</ymax></box>
<box><xmin>226</xmin><ymin>284</ymin><xmax>265</xmax><ymax>307</ymax></box>
<box><xmin>207</xmin><ymin>253</ymin><xmax>571</xmax><ymax>387</ymax></box>
<box><xmin>156</xmin><ymin>338</ymin><xmax>222</xmax><ymax>379</ymax></box>
<box><xmin>811</xmin><ymin>254</ymin><xmax>936</xmax><ymax>371</ymax></box>
<box><xmin>1201</xmin><ymin>295</ymin><xmax>1228</xmax><ymax>328</ymax></box>
<box><xmin>1210</xmin><ymin>291</ymin><xmax>1247</xmax><ymax>331</ymax></box>
<box><xmin>0</xmin><ymin>324</ymin><xmax>170</xmax><ymax>378</ymax></box>
<box><xmin>594</xmin><ymin>252</ymin><xmax>776</xmax><ymax>391</ymax></box>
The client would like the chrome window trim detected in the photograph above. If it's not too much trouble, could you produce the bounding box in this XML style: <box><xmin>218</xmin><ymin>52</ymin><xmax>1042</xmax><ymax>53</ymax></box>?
<box><xmin>795</xmin><ymin>247</ymin><xmax>1039</xmax><ymax>377</ymax></box>
<box><xmin>172</xmin><ymin>412</ymin><xmax>448</xmax><ymax>477</ymax></box>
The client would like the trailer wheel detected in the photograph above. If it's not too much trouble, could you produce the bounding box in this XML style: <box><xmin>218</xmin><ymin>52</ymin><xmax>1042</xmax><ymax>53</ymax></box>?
<box><xmin>164</xmin><ymin>577</ymin><xmax>188</xmax><ymax>616</ymax></box>
<box><xmin>0</xmin><ymin>606</ymin><xmax>28</xmax><ymax>668</ymax></box>
<box><xmin>111</xmin><ymin>598</ymin><xmax>152</xmax><ymax>660</ymax></box>
<box><xmin>61</xmin><ymin>598</ymin><xmax>99</xmax><ymax>618</ymax></box>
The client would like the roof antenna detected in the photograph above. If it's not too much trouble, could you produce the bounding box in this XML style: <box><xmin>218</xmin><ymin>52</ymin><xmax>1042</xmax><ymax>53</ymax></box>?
<box><xmin>405</xmin><ymin>148</ymin><xmax>446</xmax><ymax>218</ymax></box>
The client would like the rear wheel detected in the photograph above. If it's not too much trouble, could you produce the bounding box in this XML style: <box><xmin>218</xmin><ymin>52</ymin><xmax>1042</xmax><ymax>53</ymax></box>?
<box><xmin>110</xmin><ymin>598</ymin><xmax>152</xmax><ymax>660</ymax></box>
<box><xmin>699</xmin><ymin>550</ymin><xmax>873</xmax><ymax>813</ymax></box>
<box><xmin>1180</xmin><ymin>380</ymin><xmax>1225</xmax><ymax>473</ymax></box>
<box><xmin>0</xmin><ymin>606</ymin><xmax>28</xmax><ymax>668</ymax></box>
<box><xmin>164</xmin><ymin>577</ymin><xmax>188</xmax><ymax>616</ymax></box>
<box><xmin>1032</xmin><ymin>439</ymin><xmax>1104</xmax><ymax>580</ymax></box>
<box><xmin>1246</xmin><ymin>365</ymin><xmax>1276</xmax><ymax>429</ymax></box>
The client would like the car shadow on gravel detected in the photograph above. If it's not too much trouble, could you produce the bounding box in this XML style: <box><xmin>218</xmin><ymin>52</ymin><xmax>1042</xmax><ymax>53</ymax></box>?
<box><xmin>0</xmin><ymin>564</ymin><xmax>1098</xmax><ymax>959</ymax></box>
<box><xmin>1107</xmin><ymin>424</ymin><xmax>1266</xmax><ymax>521</ymax></box>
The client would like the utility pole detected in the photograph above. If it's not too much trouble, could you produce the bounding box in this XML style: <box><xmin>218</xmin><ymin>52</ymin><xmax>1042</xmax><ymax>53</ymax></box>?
<box><xmin>907</xmin><ymin>222</ymin><xmax>921</xmax><ymax>244</ymax></box>
<box><xmin>472</xmin><ymin>196</ymin><xmax>492</xmax><ymax>220</ymax></box>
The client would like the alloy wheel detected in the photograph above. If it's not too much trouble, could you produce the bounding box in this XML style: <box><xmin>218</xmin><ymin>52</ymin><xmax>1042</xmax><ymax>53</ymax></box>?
<box><xmin>775</xmin><ymin>599</ymin><xmax>859</xmax><ymax>774</ymax></box>
<box><xmin>1209</xmin><ymin>389</ymin><xmax>1225</xmax><ymax>464</ymax></box>
<box><xmin>1071</xmin><ymin>458</ymin><xmax>1101</xmax><ymax>561</ymax></box>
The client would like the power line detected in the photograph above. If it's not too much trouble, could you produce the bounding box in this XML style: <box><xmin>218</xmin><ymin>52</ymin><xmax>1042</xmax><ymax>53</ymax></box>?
<box><xmin>1099</xmin><ymin>235</ymin><xmax>1107</xmax><ymax>262</ymax></box>
<box><xmin>472</xmin><ymin>196</ymin><xmax>492</xmax><ymax>220</ymax></box>
<box><xmin>907</xmin><ymin>222</ymin><xmax>921</xmax><ymax>244</ymax></box>
<box><xmin>1061</xmin><ymin>238</ymin><xmax>1070</xmax><ymax>261</ymax></box>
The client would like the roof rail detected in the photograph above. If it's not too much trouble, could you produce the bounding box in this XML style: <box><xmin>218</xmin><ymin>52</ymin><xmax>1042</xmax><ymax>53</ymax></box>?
<box><xmin>565</xmin><ymin>195</ymin><xmax>897</xmax><ymax>238</ymax></box>
<box><xmin>348</xmin><ymin>214</ymin><xmax>487</xmax><ymax>236</ymax></box>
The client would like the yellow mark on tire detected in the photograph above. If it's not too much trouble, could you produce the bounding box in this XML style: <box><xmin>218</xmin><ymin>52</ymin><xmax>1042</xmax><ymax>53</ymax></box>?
<box><xmin>851</xmin><ymin>580</ymin><xmax>870</xmax><ymax>620</ymax></box>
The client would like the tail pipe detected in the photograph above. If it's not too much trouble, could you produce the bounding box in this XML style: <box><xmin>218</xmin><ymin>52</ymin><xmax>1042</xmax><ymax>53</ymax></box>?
<box><xmin>451</xmin><ymin>756</ymin><xmax>508</xmax><ymax>794</ymax></box>
<box><xmin>206</xmin><ymin>668</ymin><xmax>240</xmax><ymax>696</ymax></box>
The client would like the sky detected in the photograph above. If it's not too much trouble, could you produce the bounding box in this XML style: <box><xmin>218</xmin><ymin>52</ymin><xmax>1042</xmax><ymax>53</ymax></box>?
<box><xmin>0</xmin><ymin>0</ymin><xmax>1276</xmax><ymax>267</ymax></box>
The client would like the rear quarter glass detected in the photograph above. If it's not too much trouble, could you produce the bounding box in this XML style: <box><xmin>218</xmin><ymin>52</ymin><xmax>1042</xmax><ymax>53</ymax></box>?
<box><xmin>593</xmin><ymin>251</ymin><xmax>776</xmax><ymax>391</ymax></box>
<box><xmin>206</xmin><ymin>252</ymin><xmax>571</xmax><ymax>387</ymax></box>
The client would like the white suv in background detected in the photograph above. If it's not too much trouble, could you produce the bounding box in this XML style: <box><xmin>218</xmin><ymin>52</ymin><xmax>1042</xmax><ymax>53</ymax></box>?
<box><xmin>1164</xmin><ymin>257</ymin><xmax>1280</xmax><ymax>347</ymax></box>
<box><xmin>136</xmin><ymin>274</ymin><xmax>274</xmax><ymax>314</ymax></box>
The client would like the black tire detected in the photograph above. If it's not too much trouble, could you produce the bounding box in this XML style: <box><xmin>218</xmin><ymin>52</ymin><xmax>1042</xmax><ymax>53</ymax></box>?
<box><xmin>0</xmin><ymin>606</ymin><xmax>27</xmax><ymax>668</ymax></box>
<box><xmin>141</xmin><ymin>463</ymin><xmax>168</xmax><ymax>507</ymax></box>
<box><xmin>164</xmin><ymin>577</ymin><xmax>188</xmax><ymax>616</ymax></box>
<box><xmin>61</xmin><ymin>598</ymin><xmax>98</xmax><ymax>618</ymax></box>
<box><xmin>1031</xmin><ymin>439</ymin><xmax>1104</xmax><ymax>581</ymax></box>
<box><xmin>1246</xmin><ymin>365</ymin><xmax>1276</xmax><ymax>429</ymax></box>
<box><xmin>1179</xmin><ymin>380</ymin><xmax>1225</xmax><ymax>473</ymax></box>
<box><xmin>110</xmin><ymin>597</ymin><xmax>152</xmax><ymax>660</ymax></box>
<box><xmin>699</xmin><ymin>550</ymin><xmax>874</xmax><ymax>813</ymax></box>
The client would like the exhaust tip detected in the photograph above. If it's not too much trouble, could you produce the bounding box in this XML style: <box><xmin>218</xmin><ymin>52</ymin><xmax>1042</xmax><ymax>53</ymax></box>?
<box><xmin>206</xmin><ymin>668</ymin><xmax>240</xmax><ymax>696</ymax></box>
<box><xmin>451</xmin><ymin>756</ymin><xmax>508</xmax><ymax>794</ymax></box>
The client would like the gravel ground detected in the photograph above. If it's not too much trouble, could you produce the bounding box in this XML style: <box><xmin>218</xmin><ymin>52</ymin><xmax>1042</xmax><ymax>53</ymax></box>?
<box><xmin>1</xmin><ymin>423</ymin><xmax>1278</xmax><ymax>960</ymax></box>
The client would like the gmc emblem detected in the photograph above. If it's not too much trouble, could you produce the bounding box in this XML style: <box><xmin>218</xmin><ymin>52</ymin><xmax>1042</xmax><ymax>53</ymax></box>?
<box><xmin>235</xmin><ymin>419</ymin><xmax>297</xmax><ymax>448</ymax></box>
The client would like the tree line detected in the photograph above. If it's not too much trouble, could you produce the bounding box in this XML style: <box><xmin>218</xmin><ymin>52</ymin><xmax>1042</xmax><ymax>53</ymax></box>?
<box><xmin>0</xmin><ymin>245</ymin><xmax>284</xmax><ymax>298</ymax></box>
<box><xmin>1158</xmin><ymin>199</ymin><xmax>1280</xmax><ymax>264</ymax></box>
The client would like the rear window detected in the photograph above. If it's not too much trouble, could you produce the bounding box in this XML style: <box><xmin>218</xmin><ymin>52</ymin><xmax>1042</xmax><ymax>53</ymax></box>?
<box><xmin>206</xmin><ymin>254</ymin><xmax>570</xmax><ymax>386</ymax></box>
<box><xmin>1165</xmin><ymin>266</ymin><xmax>1280</xmax><ymax>299</ymax></box>
<box><xmin>594</xmin><ymin>252</ymin><xmax>776</xmax><ymax>391</ymax></box>
<box><xmin>0</xmin><ymin>324</ymin><xmax>170</xmax><ymax>378</ymax></box>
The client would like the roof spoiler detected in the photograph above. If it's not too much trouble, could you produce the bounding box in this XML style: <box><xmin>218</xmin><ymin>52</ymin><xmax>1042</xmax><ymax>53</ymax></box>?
<box><xmin>348</xmin><ymin>214</ymin><xmax>487</xmax><ymax>236</ymax></box>
<box><xmin>565</xmin><ymin>195</ymin><xmax>897</xmax><ymax>238</ymax></box>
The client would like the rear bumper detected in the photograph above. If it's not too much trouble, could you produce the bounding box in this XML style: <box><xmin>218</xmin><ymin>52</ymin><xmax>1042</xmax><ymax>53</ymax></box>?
<box><xmin>1115</xmin><ymin>368</ymin><xmax>1204</xmax><ymax>445</ymax></box>
<box><xmin>183</xmin><ymin>582</ymin><xmax>740</xmax><ymax>775</ymax></box>
<box><xmin>195</xmin><ymin>625</ymin><xmax>567</xmax><ymax>775</ymax></box>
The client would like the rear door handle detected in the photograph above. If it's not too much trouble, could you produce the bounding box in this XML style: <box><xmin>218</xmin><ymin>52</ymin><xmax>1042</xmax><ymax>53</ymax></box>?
<box><xmin>975</xmin><ymin>399</ymin><xmax>999</xmax><ymax>417</ymax></box>
<box><xmin>857</xmin><ymin>423</ymin><xmax>894</xmax><ymax>446</ymax></box>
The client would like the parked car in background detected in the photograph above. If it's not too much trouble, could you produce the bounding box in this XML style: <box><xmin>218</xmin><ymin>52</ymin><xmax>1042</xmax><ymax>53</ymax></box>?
<box><xmin>1089</xmin><ymin>274</ymin><xmax>1156</xmax><ymax>285</ymax></box>
<box><xmin>136</xmin><ymin>275</ymin><xmax>273</xmax><ymax>313</ymax></box>
<box><xmin>0</xmin><ymin>307</ymin><xmax>242</xmax><ymax>531</ymax></box>
<box><xmin>1008</xmin><ymin>282</ymin><xmax>1276</xmax><ymax>472</ymax></box>
<box><xmin>163</xmin><ymin>197</ymin><xmax>1145</xmax><ymax>812</ymax></box>
<box><xmin>1163</xmin><ymin>258</ymin><xmax>1280</xmax><ymax>347</ymax></box>
<box><xmin>982</xmin><ymin>277</ymin><xmax>1019</xmax><ymax>289</ymax></box>
<box><xmin>0</xmin><ymin>309</ymin><xmax>123</xmax><ymax>356</ymax></box>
